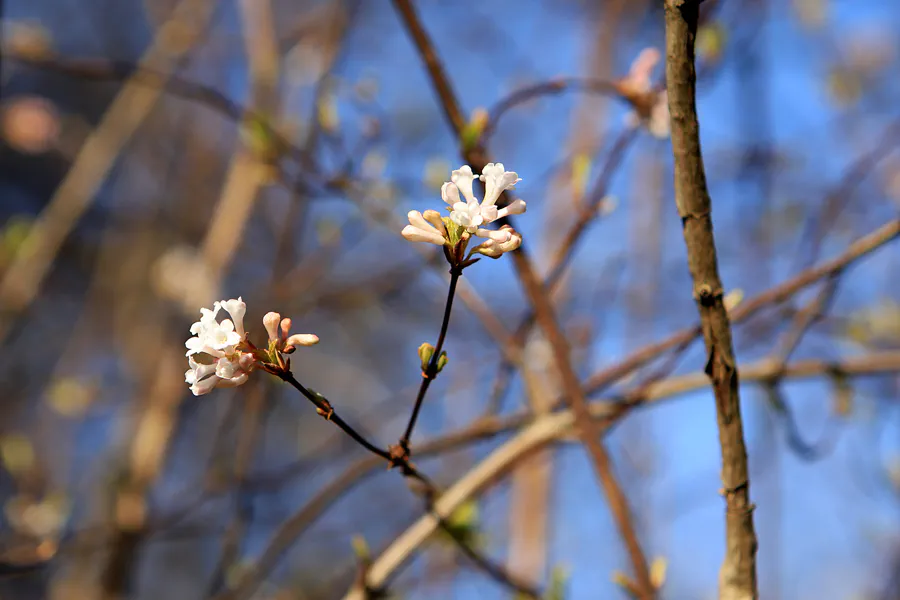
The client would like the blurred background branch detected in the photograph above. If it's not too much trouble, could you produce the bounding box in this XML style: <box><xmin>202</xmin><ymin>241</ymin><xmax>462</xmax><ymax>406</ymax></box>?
<box><xmin>0</xmin><ymin>1</ymin><xmax>899</xmax><ymax>599</ymax></box>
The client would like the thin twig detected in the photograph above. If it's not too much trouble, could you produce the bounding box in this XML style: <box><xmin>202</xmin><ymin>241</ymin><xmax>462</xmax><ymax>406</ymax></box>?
<box><xmin>278</xmin><ymin>371</ymin><xmax>392</xmax><ymax>463</ymax></box>
<box><xmin>401</xmin><ymin>266</ymin><xmax>462</xmax><ymax>451</ymax></box>
<box><xmin>484</xmin><ymin>77</ymin><xmax>619</xmax><ymax>140</ymax></box>
<box><xmin>433</xmin><ymin>515</ymin><xmax>540</xmax><ymax>598</ymax></box>
<box><xmin>235</xmin><ymin>369</ymin><xmax>542</xmax><ymax>600</ymax></box>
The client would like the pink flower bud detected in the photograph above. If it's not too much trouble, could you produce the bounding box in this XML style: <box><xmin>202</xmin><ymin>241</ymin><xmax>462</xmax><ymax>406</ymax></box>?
<box><xmin>284</xmin><ymin>333</ymin><xmax>319</xmax><ymax>349</ymax></box>
<box><xmin>279</xmin><ymin>318</ymin><xmax>292</xmax><ymax>342</ymax></box>
<box><xmin>263</xmin><ymin>312</ymin><xmax>281</xmax><ymax>341</ymax></box>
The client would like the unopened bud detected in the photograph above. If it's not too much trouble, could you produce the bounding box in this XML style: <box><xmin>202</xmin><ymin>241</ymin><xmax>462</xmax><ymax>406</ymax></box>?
<box><xmin>351</xmin><ymin>535</ymin><xmax>370</xmax><ymax>562</ymax></box>
<box><xmin>263</xmin><ymin>312</ymin><xmax>281</xmax><ymax>341</ymax></box>
<box><xmin>461</xmin><ymin>107</ymin><xmax>488</xmax><ymax>151</ymax></box>
<box><xmin>435</xmin><ymin>351</ymin><xmax>449</xmax><ymax>374</ymax></box>
<box><xmin>284</xmin><ymin>333</ymin><xmax>319</xmax><ymax>352</ymax></box>
<box><xmin>474</xmin><ymin>239</ymin><xmax>501</xmax><ymax>259</ymax></box>
<box><xmin>279</xmin><ymin>317</ymin><xmax>292</xmax><ymax>342</ymax></box>
<box><xmin>418</xmin><ymin>342</ymin><xmax>435</xmax><ymax>372</ymax></box>
<box><xmin>422</xmin><ymin>209</ymin><xmax>447</xmax><ymax>236</ymax></box>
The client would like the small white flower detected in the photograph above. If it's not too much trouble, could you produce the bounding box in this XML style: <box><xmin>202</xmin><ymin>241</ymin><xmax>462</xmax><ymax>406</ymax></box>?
<box><xmin>450</xmin><ymin>199</ymin><xmax>485</xmax><ymax>230</ymax></box>
<box><xmin>624</xmin><ymin>48</ymin><xmax>659</xmax><ymax>95</ymax></box>
<box><xmin>185</xmin><ymin>355</ymin><xmax>221</xmax><ymax>396</ymax></box>
<box><xmin>450</xmin><ymin>165</ymin><xmax>477</xmax><ymax>203</ymax></box>
<box><xmin>220</xmin><ymin>298</ymin><xmax>246</xmax><ymax>337</ymax></box>
<box><xmin>284</xmin><ymin>333</ymin><xmax>320</xmax><ymax>349</ymax></box>
<box><xmin>496</xmin><ymin>198</ymin><xmax>526</xmax><ymax>220</ymax></box>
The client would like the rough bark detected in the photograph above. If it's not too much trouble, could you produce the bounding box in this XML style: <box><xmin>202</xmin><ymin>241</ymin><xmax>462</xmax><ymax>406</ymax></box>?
<box><xmin>663</xmin><ymin>2</ymin><xmax>759</xmax><ymax>599</ymax></box>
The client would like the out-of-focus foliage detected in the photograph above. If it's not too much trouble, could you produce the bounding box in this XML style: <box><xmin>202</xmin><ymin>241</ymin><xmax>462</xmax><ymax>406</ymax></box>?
<box><xmin>0</xmin><ymin>0</ymin><xmax>898</xmax><ymax>599</ymax></box>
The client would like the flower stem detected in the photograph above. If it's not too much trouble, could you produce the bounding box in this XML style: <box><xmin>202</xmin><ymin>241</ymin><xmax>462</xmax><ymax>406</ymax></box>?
<box><xmin>400</xmin><ymin>266</ymin><xmax>462</xmax><ymax>451</ymax></box>
<box><xmin>279</xmin><ymin>371</ymin><xmax>392</xmax><ymax>462</ymax></box>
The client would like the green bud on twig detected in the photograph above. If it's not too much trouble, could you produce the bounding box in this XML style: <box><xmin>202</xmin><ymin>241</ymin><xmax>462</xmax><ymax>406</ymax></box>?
<box><xmin>417</xmin><ymin>343</ymin><xmax>435</xmax><ymax>373</ymax></box>
<box><xmin>435</xmin><ymin>351</ymin><xmax>449</xmax><ymax>374</ymax></box>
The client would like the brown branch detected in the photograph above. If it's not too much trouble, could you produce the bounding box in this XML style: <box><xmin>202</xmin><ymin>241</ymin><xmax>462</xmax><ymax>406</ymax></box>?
<box><xmin>391</xmin><ymin>0</ymin><xmax>466</xmax><ymax>136</ymax></box>
<box><xmin>341</xmin><ymin>350</ymin><xmax>900</xmax><ymax>599</ymax></box>
<box><xmin>431</xmin><ymin>516</ymin><xmax>540</xmax><ymax>599</ymax></box>
<box><xmin>583</xmin><ymin>217</ymin><xmax>900</xmax><ymax>397</ymax></box>
<box><xmin>760</xmin><ymin>278</ymin><xmax>842</xmax><ymax>460</ymax></box>
<box><xmin>391</xmin><ymin>0</ymin><xmax>655</xmax><ymax>596</ymax></box>
<box><xmin>792</xmin><ymin>117</ymin><xmax>900</xmax><ymax>272</ymax></box>
<box><xmin>7</xmin><ymin>351</ymin><xmax>896</xmax><ymax>593</ymax></box>
<box><xmin>664</xmin><ymin>2</ymin><xmax>757</xmax><ymax>598</ymax></box>
<box><xmin>484</xmin><ymin>77</ymin><xmax>619</xmax><ymax>140</ymax></box>
<box><xmin>218</xmin><ymin>369</ymin><xmax>540</xmax><ymax>600</ymax></box>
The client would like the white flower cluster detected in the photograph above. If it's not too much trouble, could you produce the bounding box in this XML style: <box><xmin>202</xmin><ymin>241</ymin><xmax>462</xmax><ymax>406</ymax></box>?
<box><xmin>184</xmin><ymin>299</ymin><xmax>321</xmax><ymax>396</ymax></box>
<box><xmin>402</xmin><ymin>163</ymin><xmax>526</xmax><ymax>259</ymax></box>
<box><xmin>185</xmin><ymin>298</ymin><xmax>255</xmax><ymax>396</ymax></box>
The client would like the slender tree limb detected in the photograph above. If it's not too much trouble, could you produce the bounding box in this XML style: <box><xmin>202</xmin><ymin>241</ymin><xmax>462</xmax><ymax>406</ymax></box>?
<box><xmin>342</xmin><ymin>350</ymin><xmax>900</xmax><ymax>600</ymax></box>
<box><xmin>400</xmin><ymin>266</ymin><xmax>462</xmax><ymax>452</ymax></box>
<box><xmin>664</xmin><ymin>2</ymin><xmax>757</xmax><ymax>598</ymax></box>
<box><xmin>4</xmin><ymin>351</ymin><xmax>895</xmax><ymax>590</ymax></box>
<box><xmin>583</xmin><ymin>217</ymin><xmax>900</xmax><ymax>396</ymax></box>
<box><xmin>420</xmin><ymin>515</ymin><xmax>540</xmax><ymax>599</ymax></box>
<box><xmin>219</xmin><ymin>368</ymin><xmax>540</xmax><ymax>600</ymax></box>
<box><xmin>484</xmin><ymin>77</ymin><xmax>619</xmax><ymax>140</ymax></box>
<box><xmin>278</xmin><ymin>371</ymin><xmax>393</xmax><ymax>462</ymax></box>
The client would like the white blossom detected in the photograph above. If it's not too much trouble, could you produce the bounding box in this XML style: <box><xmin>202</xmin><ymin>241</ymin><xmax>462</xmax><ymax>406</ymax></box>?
<box><xmin>480</xmin><ymin>163</ymin><xmax>522</xmax><ymax>208</ymax></box>
<box><xmin>404</xmin><ymin>164</ymin><xmax>527</xmax><ymax>254</ymax></box>
<box><xmin>184</xmin><ymin>298</ymin><xmax>254</xmax><ymax>396</ymax></box>
<box><xmin>447</xmin><ymin>163</ymin><xmax>525</xmax><ymax>240</ymax></box>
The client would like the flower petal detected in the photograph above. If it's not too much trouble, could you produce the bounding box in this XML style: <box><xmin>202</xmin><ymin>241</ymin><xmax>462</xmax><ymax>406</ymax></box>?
<box><xmin>496</xmin><ymin>199</ymin><xmax>526</xmax><ymax>219</ymax></box>
<box><xmin>627</xmin><ymin>47</ymin><xmax>660</xmax><ymax>93</ymax></box>
<box><xmin>190</xmin><ymin>375</ymin><xmax>220</xmax><ymax>396</ymax></box>
<box><xmin>221</xmin><ymin>298</ymin><xmax>246</xmax><ymax>337</ymax></box>
<box><xmin>441</xmin><ymin>182</ymin><xmax>461</xmax><ymax>206</ymax></box>
<box><xmin>480</xmin><ymin>163</ymin><xmax>521</xmax><ymax>207</ymax></box>
<box><xmin>451</xmin><ymin>165</ymin><xmax>477</xmax><ymax>203</ymax></box>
